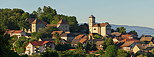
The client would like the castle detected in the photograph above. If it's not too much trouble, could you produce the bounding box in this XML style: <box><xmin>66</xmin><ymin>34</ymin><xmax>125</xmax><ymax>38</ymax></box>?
<box><xmin>89</xmin><ymin>15</ymin><xmax>111</xmax><ymax>36</ymax></box>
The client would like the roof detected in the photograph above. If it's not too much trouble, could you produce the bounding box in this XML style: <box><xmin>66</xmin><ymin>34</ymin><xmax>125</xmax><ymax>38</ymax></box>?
<box><xmin>126</xmin><ymin>39</ymin><xmax>140</xmax><ymax>42</ymax></box>
<box><xmin>57</xmin><ymin>19</ymin><xmax>68</xmax><ymax>24</ymax></box>
<box><xmin>89</xmin><ymin>15</ymin><xmax>95</xmax><ymax>18</ymax></box>
<box><xmin>27</xmin><ymin>18</ymin><xmax>35</xmax><ymax>23</ymax></box>
<box><xmin>31</xmin><ymin>19</ymin><xmax>47</xmax><ymax>24</ymax></box>
<box><xmin>120</xmin><ymin>41</ymin><xmax>135</xmax><ymax>47</ymax></box>
<box><xmin>79</xmin><ymin>38</ymin><xmax>88</xmax><ymax>43</ymax></box>
<box><xmin>51</xmin><ymin>31</ymin><xmax>64</xmax><ymax>35</ymax></box>
<box><xmin>121</xmin><ymin>34</ymin><xmax>132</xmax><ymax>38</ymax></box>
<box><xmin>111</xmin><ymin>32</ymin><xmax>121</xmax><ymax>36</ymax></box>
<box><xmin>95</xmin><ymin>41</ymin><xmax>104</xmax><ymax>45</ymax></box>
<box><xmin>5</xmin><ymin>30</ymin><xmax>23</xmax><ymax>34</ymax></box>
<box><xmin>93</xmin><ymin>23</ymin><xmax>110</xmax><ymax>27</ymax></box>
<box><xmin>30</xmin><ymin>41</ymin><xmax>53</xmax><ymax>46</ymax></box>
<box><xmin>71</xmin><ymin>35</ymin><xmax>88</xmax><ymax>44</ymax></box>
<box><xmin>140</xmin><ymin>37</ymin><xmax>152</xmax><ymax>41</ymax></box>
<box><xmin>135</xmin><ymin>44</ymin><xmax>146</xmax><ymax>50</ymax></box>
<box><xmin>61</xmin><ymin>33</ymin><xmax>67</xmax><ymax>37</ymax></box>
<box><xmin>46</xmin><ymin>24</ymin><xmax>57</xmax><ymax>27</ymax></box>
<box><xmin>74</xmin><ymin>35</ymin><xmax>85</xmax><ymax>39</ymax></box>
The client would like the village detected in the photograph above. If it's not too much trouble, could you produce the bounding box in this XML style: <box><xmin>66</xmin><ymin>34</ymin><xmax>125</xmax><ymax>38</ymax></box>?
<box><xmin>4</xmin><ymin>14</ymin><xmax>154</xmax><ymax>57</ymax></box>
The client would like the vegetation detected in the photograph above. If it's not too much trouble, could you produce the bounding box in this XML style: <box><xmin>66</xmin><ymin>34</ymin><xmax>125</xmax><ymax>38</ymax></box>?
<box><xmin>0</xmin><ymin>6</ymin><xmax>79</xmax><ymax>32</ymax></box>
<box><xmin>116</xmin><ymin>27</ymin><xmax>126</xmax><ymax>33</ymax></box>
<box><xmin>105</xmin><ymin>45</ymin><xmax>117</xmax><ymax>57</ymax></box>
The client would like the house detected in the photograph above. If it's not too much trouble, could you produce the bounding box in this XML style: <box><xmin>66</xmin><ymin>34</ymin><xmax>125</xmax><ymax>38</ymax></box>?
<box><xmin>46</xmin><ymin>19</ymin><xmax>70</xmax><ymax>33</ymax></box>
<box><xmin>95</xmin><ymin>40</ymin><xmax>104</xmax><ymax>50</ymax></box>
<box><xmin>71</xmin><ymin>34</ymin><xmax>88</xmax><ymax>46</ymax></box>
<box><xmin>121</xmin><ymin>34</ymin><xmax>134</xmax><ymax>39</ymax></box>
<box><xmin>112</xmin><ymin>37</ymin><xmax>125</xmax><ymax>42</ymax></box>
<box><xmin>132</xmin><ymin>44</ymin><xmax>146</xmax><ymax>53</ymax></box>
<box><xmin>25</xmin><ymin>41</ymin><xmax>55</xmax><ymax>55</ymax></box>
<box><xmin>111</xmin><ymin>32</ymin><xmax>121</xmax><ymax>37</ymax></box>
<box><xmin>120</xmin><ymin>41</ymin><xmax>136</xmax><ymax>51</ymax></box>
<box><xmin>51</xmin><ymin>31</ymin><xmax>74</xmax><ymax>42</ymax></box>
<box><xmin>24</xmin><ymin>18</ymin><xmax>47</xmax><ymax>33</ymax></box>
<box><xmin>140</xmin><ymin>35</ymin><xmax>153</xmax><ymax>42</ymax></box>
<box><xmin>5</xmin><ymin>30</ymin><xmax>26</xmax><ymax>38</ymax></box>
<box><xmin>88</xmin><ymin>15</ymin><xmax>111</xmax><ymax>37</ymax></box>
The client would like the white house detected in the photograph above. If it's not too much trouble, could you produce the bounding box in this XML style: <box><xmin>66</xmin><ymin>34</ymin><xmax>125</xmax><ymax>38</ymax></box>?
<box><xmin>25</xmin><ymin>41</ymin><xmax>55</xmax><ymax>55</ymax></box>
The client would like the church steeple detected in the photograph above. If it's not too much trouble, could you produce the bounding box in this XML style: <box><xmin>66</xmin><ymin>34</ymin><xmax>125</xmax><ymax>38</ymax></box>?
<box><xmin>89</xmin><ymin>15</ymin><xmax>95</xmax><ymax>27</ymax></box>
<box><xmin>89</xmin><ymin>15</ymin><xmax>95</xmax><ymax>33</ymax></box>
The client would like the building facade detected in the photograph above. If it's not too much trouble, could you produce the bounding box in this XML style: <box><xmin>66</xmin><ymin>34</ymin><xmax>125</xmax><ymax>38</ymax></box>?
<box><xmin>89</xmin><ymin>15</ymin><xmax>111</xmax><ymax>36</ymax></box>
<box><xmin>24</xmin><ymin>18</ymin><xmax>47</xmax><ymax>33</ymax></box>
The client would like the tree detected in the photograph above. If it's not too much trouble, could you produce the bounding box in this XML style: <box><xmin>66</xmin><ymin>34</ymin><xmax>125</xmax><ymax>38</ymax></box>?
<box><xmin>103</xmin><ymin>38</ymin><xmax>114</xmax><ymax>49</ymax></box>
<box><xmin>105</xmin><ymin>45</ymin><xmax>117</xmax><ymax>57</ymax></box>
<box><xmin>129</xmin><ymin>30</ymin><xmax>137</xmax><ymax>35</ymax></box>
<box><xmin>117</xmin><ymin>49</ymin><xmax>128</xmax><ymax>57</ymax></box>
<box><xmin>0</xmin><ymin>28</ymin><xmax>20</xmax><ymax>57</ymax></box>
<box><xmin>116</xmin><ymin>27</ymin><xmax>126</xmax><ymax>33</ymax></box>
<box><xmin>86</xmin><ymin>54</ymin><xmax>96</xmax><ymax>57</ymax></box>
<box><xmin>93</xmin><ymin>35</ymin><xmax>102</xmax><ymax>39</ymax></box>
<box><xmin>76</xmin><ymin>42</ymin><xmax>83</xmax><ymax>50</ymax></box>
<box><xmin>41</xmin><ymin>50</ymin><xmax>59</xmax><ymax>57</ymax></box>
<box><xmin>85</xmin><ymin>42</ymin><xmax>97</xmax><ymax>51</ymax></box>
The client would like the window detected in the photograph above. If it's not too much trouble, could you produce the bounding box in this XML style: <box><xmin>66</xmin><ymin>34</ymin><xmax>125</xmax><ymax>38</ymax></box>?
<box><xmin>94</xmin><ymin>28</ymin><xmax>96</xmax><ymax>30</ymax></box>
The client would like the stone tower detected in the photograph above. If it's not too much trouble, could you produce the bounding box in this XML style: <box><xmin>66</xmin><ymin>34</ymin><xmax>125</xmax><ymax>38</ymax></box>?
<box><xmin>89</xmin><ymin>15</ymin><xmax>95</xmax><ymax>33</ymax></box>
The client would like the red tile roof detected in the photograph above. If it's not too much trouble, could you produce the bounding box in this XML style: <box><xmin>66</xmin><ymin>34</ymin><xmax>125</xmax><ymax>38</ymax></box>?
<box><xmin>121</xmin><ymin>34</ymin><xmax>132</xmax><ymax>38</ymax></box>
<box><xmin>30</xmin><ymin>41</ymin><xmax>53</xmax><ymax>46</ymax></box>
<box><xmin>120</xmin><ymin>41</ymin><xmax>135</xmax><ymax>47</ymax></box>
<box><xmin>92</xmin><ymin>23</ymin><xmax>109</xmax><ymax>27</ymax></box>
<box><xmin>74</xmin><ymin>35</ymin><xmax>85</xmax><ymax>39</ymax></box>
<box><xmin>51</xmin><ymin>31</ymin><xmax>64</xmax><ymax>35</ymax></box>
<box><xmin>5</xmin><ymin>30</ymin><xmax>23</xmax><ymax>34</ymax></box>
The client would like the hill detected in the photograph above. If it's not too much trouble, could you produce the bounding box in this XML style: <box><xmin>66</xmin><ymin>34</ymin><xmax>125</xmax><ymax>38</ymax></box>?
<box><xmin>111</xmin><ymin>24</ymin><xmax>154</xmax><ymax>36</ymax></box>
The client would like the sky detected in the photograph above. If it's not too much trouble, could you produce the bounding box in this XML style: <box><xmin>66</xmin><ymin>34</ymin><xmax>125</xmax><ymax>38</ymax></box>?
<box><xmin>0</xmin><ymin>0</ymin><xmax>154</xmax><ymax>28</ymax></box>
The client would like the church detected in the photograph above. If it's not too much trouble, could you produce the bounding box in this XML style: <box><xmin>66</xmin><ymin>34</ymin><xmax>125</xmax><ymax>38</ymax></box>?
<box><xmin>89</xmin><ymin>15</ymin><xmax>111</xmax><ymax>37</ymax></box>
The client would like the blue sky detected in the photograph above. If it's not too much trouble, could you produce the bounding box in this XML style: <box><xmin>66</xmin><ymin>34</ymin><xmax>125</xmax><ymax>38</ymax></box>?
<box><xmin>0</xmin><ymin>0</ymin><xmax>154</xmax><ymax>28</ymax></box>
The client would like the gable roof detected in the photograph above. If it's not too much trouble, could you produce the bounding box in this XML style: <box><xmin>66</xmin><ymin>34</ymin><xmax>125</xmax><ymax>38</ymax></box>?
<box><xmin>51</xmin><ymin>31</ymin><xmax>64</xmax><ymax>35</ymax></box>
<box><xmin>135</xmin><ymin>44</ymin><xmax>146</xmax><ymax>50</ymax></box>
<box><xmin>74</xmin><ymin>35</ymin><xmax>85</xmax><ymax>39</ymax></box>
<box><xmin>95</xmin><ymin>41</ymin><xmax>104</xmax><ymax>46</ymax></box>
<box><xmin>140</xmin><ymin>37</ymin><xmax>152</xmax><ymax>41</ymax></box>
<box><xmin>71</xmin><ymin>35</ymin><xmax>88</xmax><ymax>44</ymax></box>
<box><xmin>30</xmin><ymin>41</ymin><xmax>53</xmax><ymax>46</ymax></box>
<box><xmin>31</xmin><ymin>19</ymin><xmax>47</xmax><ymax>24</ymax></box>
<box><xmin>111</xmin><ymin>32</ymin><xmax>121</xmax><ymax>36</ymax></box>
<box><xmin>5</xmin><ymin>30</ymin><xmax>23</xmax><ymax>34</ymax></box>
<box><xmin>93</xmin><ymin>23</ymin><xmax>110</xmax><ymax>27</ymax></box>
<box><xmin>121</xmin><ymin>34</ymin><xmax>132</xmax><ymax>38</ymax></box>
<box><xmin>120</xmin><ymin>41</ymin><xmax>135</xmax><ymax>47</ymax></box>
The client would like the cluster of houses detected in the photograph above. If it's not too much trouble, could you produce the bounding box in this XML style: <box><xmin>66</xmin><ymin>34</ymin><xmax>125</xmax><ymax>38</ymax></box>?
<box><xmin>4</xmin><ymin>15</ymin><xmax>154</xmax><ymax>55</ymax></box>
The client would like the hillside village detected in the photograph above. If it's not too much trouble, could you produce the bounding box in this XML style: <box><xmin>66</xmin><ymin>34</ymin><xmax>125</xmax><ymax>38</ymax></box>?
<box><xmin>1</xmin><ymin>7</ymin><xmax>154</xmax><ymax>57</ymax></box>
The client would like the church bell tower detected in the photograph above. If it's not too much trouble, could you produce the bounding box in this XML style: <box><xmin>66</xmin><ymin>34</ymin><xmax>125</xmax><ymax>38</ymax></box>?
<box><xmin>89</xmin><ymin>15</ymin><xmax>95</xmax><ymax>33</ymax></box>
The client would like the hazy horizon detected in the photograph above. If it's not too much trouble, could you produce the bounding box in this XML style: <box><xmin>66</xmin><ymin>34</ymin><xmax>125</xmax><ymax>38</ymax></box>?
<box><xmin>1</xmin><ymin>0</ymin><xmax>154</xmax><ymax>28</ymax></box>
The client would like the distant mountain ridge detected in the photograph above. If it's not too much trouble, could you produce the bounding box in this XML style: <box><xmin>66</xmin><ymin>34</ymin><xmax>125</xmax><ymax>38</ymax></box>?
<box><xmin>111</xmin><ymin>24</ymin><xmax>154</xmax><ymax>37</ymax></box>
